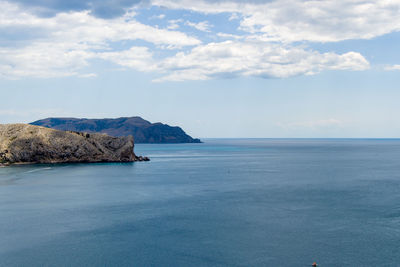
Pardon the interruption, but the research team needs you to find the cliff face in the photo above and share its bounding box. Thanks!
[0,124,136,165]
[30,117,201,144]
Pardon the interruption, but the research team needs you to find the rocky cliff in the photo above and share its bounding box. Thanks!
[0,124,142,165]
[31,117,201,143]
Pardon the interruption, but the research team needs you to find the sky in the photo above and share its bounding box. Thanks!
[1,0,400,138]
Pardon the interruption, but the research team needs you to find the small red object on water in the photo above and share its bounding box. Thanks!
[312,262,317,267]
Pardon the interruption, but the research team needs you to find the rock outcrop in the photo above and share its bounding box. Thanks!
[0,124,141,165]
[31,117,202,144]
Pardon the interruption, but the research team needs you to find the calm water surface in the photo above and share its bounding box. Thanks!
[1,139,400,266]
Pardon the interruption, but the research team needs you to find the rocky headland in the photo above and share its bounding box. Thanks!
[0,124,149,166]
[31,117,201,144]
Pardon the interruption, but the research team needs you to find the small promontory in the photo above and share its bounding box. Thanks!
[0,124,142,165]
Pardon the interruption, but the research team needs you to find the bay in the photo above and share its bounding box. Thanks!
[1,139,400,266]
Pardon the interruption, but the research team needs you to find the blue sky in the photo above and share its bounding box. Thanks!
[1,0,400,138]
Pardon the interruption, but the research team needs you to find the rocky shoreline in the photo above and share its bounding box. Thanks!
[135,155,150,162]
[0,124,149,166]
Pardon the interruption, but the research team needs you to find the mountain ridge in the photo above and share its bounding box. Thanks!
[30,117,201,144]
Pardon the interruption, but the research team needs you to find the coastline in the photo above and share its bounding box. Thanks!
[0,158,149,167]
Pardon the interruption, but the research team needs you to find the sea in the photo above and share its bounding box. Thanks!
[1,139,400,266]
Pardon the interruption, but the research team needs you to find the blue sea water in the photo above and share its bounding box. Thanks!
[1,139,400,266]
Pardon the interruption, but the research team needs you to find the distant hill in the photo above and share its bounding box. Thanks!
[30,117,201,144]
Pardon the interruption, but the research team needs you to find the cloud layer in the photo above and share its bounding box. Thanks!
[2,0,397,81]
[152,0,400,43]
[155,41,369,81]
[0,1,198,78]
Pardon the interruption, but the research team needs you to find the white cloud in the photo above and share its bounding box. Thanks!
[229,13,239,21]
[185,20,212,32]
[216,32,243,39]
[0,1,200,78]
[0,42,92,78]
[0,3,198,47]
[167,19,183,30]
[151,0,400,43]
[78,73,98,78]
[384,65,400,71]
[150,14,166,20]
[98,46,156,71]
[154,41,369,81]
